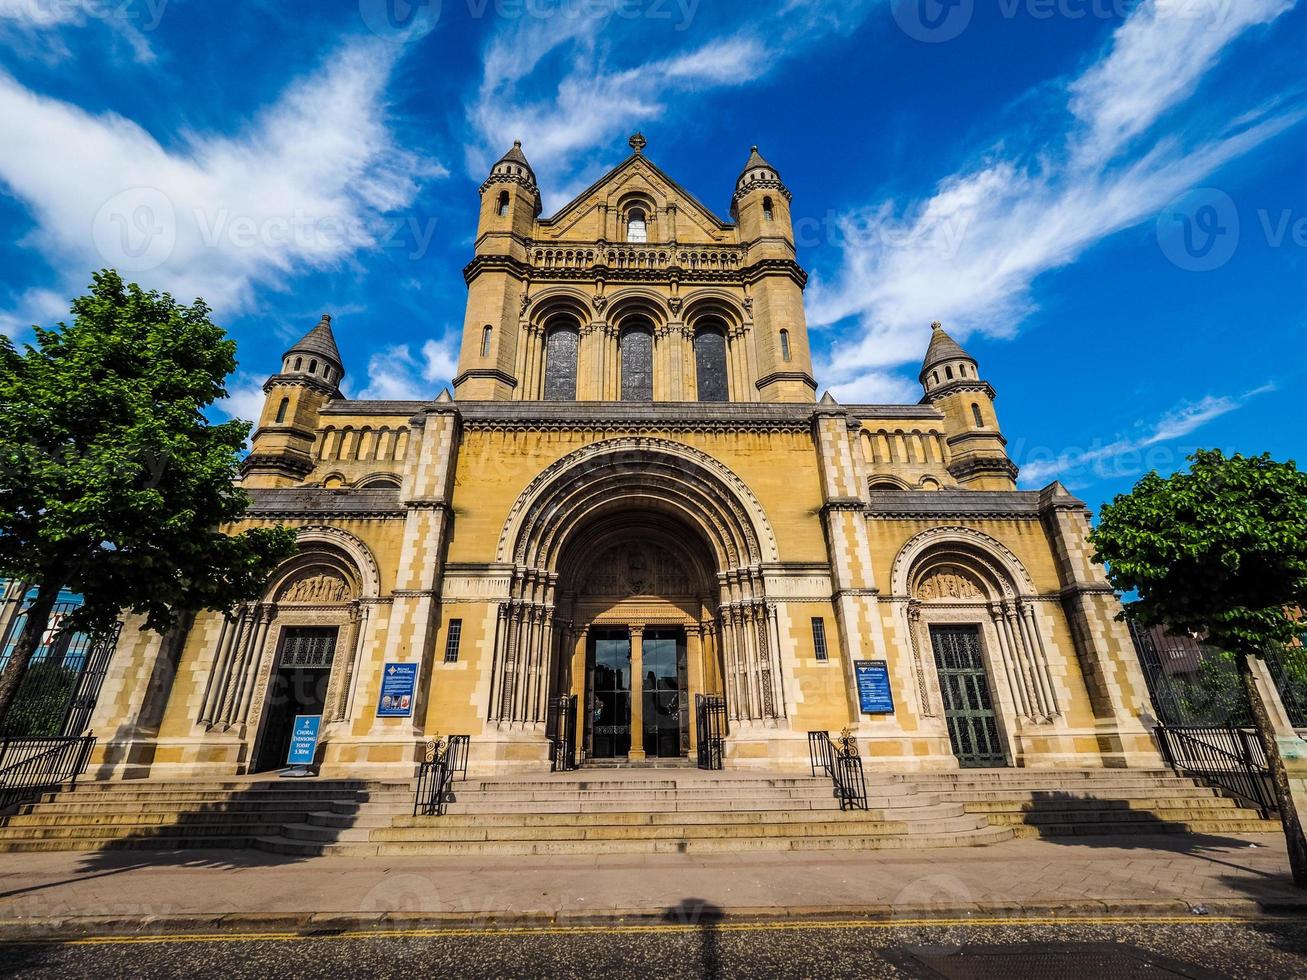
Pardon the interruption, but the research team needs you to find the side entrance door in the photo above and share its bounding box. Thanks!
[929,625,1006,768]
[254,627,337,772]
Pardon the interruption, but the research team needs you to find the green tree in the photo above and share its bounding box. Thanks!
[0,270,298,726]
[1091,449,1307,886]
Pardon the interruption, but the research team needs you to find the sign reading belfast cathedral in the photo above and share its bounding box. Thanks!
[88,134,1159,778]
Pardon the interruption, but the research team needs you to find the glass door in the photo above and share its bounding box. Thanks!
[588,629,631,759]
[642,629,687,758]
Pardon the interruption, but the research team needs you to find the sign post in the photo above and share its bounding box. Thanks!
[376,662,418,718]
[854,660,895,715]
[281,714,321,778]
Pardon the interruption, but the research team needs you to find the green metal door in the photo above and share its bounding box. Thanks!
[930,625,1006,768]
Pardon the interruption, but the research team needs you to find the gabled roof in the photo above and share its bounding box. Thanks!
[539,150,733,230]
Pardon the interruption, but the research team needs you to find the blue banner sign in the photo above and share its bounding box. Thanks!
[855,660,895,714]
[286,714,321,766]
[376,662,417,717]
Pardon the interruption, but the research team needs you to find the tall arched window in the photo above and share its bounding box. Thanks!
[763,196,774,221]
[496,191,509,216]
[309,359,318,374]
[626,207,648,243]
[694,324,729,402]
[779,329,791,362]
[275,397,289,424]
[971,403,984,428]
[481,325,493,357]
[542,318,579,400]
[620,320,654,401]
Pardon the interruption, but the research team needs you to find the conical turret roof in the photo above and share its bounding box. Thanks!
[286,313,343,370]
[919,321,976,381]
[493,140,536,182]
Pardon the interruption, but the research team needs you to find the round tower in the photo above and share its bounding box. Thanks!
[918,321,1017,489]
[476,140,541,255]
[242,314,344,488]
[731,145,794,250]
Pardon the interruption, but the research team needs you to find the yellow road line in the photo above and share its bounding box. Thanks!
[36,914,1258,946]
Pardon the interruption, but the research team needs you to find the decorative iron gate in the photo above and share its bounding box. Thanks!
[0,597,119,738]
[695,694,726,770]
[546,694,577,771]
[930,626,1006,768]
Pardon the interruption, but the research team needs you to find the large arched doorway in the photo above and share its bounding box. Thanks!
[490,438,786,766]
[554,511,721,762]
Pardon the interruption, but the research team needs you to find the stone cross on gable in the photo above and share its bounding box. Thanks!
[629,132,647,154]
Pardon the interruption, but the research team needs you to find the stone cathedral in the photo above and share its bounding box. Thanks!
[89,135,1159,778]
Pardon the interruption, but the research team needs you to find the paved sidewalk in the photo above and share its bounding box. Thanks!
[0,832,1298,939]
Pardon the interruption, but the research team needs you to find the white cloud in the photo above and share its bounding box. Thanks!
[0,37,444,324]
[1068,0,1293,166]
[218,373,269,426]
[0,0,163,63]
[464,1,879,207]
[357,336,460,400]
[809,0,1301,397]
[1015,385,1275,487]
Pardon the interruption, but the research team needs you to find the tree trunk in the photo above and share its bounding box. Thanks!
[1238,649,1307,888]
[0,579,61,731]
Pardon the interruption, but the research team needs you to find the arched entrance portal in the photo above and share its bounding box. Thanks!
[489,438,787,766]
[555,512,723,762]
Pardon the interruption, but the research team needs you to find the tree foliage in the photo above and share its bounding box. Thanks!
[0,270,297,637]
[1090,449,1307,654]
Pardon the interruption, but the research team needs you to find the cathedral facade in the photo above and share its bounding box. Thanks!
[88,136,1160,777]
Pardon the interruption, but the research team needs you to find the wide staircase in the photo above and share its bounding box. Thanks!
[0,768,1280,855]
[890,769,1280,838]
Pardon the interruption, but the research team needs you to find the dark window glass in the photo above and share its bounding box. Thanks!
[972,403,984,427]
[543,322,578,400]
[275,397,289,424]
[444,619,463,663]
[497,191,509,216]
[779,329,791,362]
[695,328,729,402]
[811,618,829,662]
[763,196,774,221]
[620,323,653,401]
[481,325,493,357]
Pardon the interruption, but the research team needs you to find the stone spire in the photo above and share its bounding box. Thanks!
[919,321,977,388]
[488,140,537,188]
[734,145,790,204]
[285,313,343,373]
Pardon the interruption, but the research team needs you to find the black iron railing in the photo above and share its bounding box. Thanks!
[695,694,726,770]
[0,735,95,812]
[808,730,868,811]
[547,695,577,772]
[413,735,470,817]
[1155,724,1274,816]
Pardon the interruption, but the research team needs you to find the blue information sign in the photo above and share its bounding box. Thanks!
[855,660,895,714]
[376,662,418,717]
[286,714,321,766]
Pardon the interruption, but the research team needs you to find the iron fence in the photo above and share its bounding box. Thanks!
[0,596,119,738]
[695,694,726,771]
[0,735,96,812]
[807,730,868,811]
[1155,724,1274,816]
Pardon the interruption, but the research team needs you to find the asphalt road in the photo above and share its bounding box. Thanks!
[3,918,1306,979]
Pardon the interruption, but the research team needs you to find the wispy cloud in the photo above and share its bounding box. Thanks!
[357,336,459,400]
[810,0,1301,396]
[0,0,164,63]
[464,0,879,208]
[0,36,444,325]
[1016,384,1276,487]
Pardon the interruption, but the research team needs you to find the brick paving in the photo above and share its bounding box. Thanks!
[0,831,1297,937]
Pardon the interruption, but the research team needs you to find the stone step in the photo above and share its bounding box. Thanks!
[0,822,293,842]
[28,789,397,806]
[254,825,1014,858]
[1009,820,1281,838]
[1,809,328,829]
[11,800,366,817]
[958,796,1243,813]
[391,806,970,830]
[449,788,839,803]
[983,809,1272,827]
[443,798,847,814]
[931,788,1238,804]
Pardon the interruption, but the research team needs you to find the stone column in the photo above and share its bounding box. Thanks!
[686,626,703,754]
[629,625,645,761]
[571,626,588,761]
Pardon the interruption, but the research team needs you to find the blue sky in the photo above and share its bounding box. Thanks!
[0,0,1303,513]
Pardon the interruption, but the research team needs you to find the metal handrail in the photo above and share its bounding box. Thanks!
[413,735,470,818]
[696,695,726,771]
[547,695,577,772]
[807,730,868,811]
[0,734,95,812]
[1156,724,1274,816]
